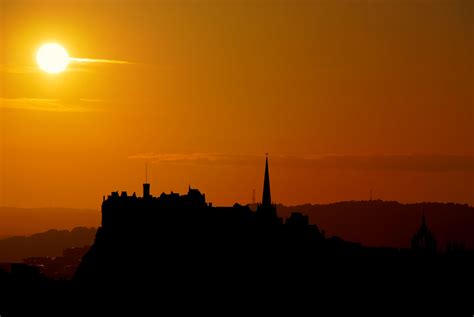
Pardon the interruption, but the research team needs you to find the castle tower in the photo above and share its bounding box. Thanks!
[143,183,150,198]
[262,154,271,207]
[143,163,150,198]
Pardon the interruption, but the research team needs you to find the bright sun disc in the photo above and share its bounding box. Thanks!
[36,43,69,74]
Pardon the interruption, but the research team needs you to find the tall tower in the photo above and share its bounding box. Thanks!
[262,154,271,206]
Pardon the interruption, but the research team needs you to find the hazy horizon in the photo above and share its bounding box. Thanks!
[1,1,473,313]
[2,201,474,251]
[1,1,473,213]
[2,195,473,210]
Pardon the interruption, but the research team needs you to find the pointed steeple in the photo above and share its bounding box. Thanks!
[262,154,271,207]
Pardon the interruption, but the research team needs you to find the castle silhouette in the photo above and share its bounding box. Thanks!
[75,155,330,282]
[1,156,473,316]
[100,155,282,230]
[75,155,451,283]
[68,156,473,315]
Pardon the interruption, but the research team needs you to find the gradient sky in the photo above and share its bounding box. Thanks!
[1,0,473,209]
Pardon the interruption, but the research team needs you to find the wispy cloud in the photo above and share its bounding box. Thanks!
[0,56,133,74]
[79,98,107,103]
[290,154,474,172]
[128,153,474,172]
[0,98,104,112]
[69,57,132,65]
[0,64,116,74]
[128,153,255,166]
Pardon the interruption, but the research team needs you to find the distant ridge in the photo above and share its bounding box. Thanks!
[0,207,99,237]
[274,201,474,249]
[1,201,472,253]
[0,227,96,262]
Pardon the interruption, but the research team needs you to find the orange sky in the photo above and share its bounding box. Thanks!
[1,0,473,209]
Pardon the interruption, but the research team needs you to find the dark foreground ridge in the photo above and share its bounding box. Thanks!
[1,157,473,316]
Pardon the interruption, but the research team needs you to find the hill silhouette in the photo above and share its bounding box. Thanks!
[0,227,96,262]
[1,201,472,249]
[275,201,474,249]
[0,207,99,237]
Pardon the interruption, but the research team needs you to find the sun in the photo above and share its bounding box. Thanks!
[36,43,70,74]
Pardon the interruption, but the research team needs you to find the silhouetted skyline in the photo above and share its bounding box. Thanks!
[1,0,473,211]
[1,155,474,316]
[1,1,473,314]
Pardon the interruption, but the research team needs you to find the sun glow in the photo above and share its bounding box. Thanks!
[36,43,70,74]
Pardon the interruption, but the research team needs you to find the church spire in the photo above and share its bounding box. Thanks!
[262,154,271,207]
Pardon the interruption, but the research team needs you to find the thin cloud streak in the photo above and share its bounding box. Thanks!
[128,153,474,172]
[128,153,260,166]
[0,98,104,112]
[79,98,107,103]
[69,57,132,64]
[0,57,132,74]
